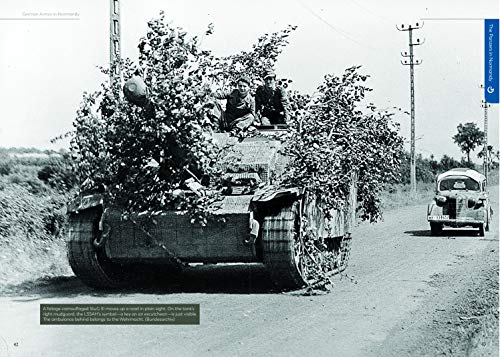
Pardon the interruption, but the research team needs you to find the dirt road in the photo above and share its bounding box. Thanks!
[0,188,498,357]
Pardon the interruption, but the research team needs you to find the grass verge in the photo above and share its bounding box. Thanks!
[0,185,72,291]
[463,265,499,356]
[380,182,435,210]
[0,235,71,288]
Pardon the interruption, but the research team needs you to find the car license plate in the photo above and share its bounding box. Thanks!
[428,215,449,220]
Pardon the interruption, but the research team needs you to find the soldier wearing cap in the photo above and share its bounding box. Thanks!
[214,75,256,131]
[255,69,290,125]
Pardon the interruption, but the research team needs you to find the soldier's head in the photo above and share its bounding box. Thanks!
[263,69,276,90]
[237,75,251,97]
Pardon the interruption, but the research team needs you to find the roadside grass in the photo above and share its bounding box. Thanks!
[468,305,499,357]
[487,167,499,186]
[0,232,71,288]
[380,181,435,210]
[455,265,499,357]
[0,154,74,290]
[0,185,73,289]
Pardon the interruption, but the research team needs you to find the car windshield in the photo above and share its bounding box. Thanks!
[439,176,480,191]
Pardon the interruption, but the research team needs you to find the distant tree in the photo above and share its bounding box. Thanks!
[477,144,498,168]
[429,154,439,175]
[439,154,461,172]
[415,154,435,182]
[459,157,476,169]
[477,144,491,158]
[452,122,484,165]
[494,149,500,169]
[393,151,440,184]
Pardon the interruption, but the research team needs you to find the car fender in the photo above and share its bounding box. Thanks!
[427,201,442,216]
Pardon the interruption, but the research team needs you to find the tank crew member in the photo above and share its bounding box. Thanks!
[255,69,290,125]
[214,75,256,131]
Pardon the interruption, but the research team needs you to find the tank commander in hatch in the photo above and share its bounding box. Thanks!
[213,75,256,132]
[255,69,290,125]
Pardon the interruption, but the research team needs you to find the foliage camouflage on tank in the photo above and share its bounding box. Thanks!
[66,14,402,291]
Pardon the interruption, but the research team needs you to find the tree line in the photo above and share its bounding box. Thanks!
[395,121,498,185]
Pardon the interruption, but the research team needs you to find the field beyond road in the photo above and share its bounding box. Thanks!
[0,187,498,356]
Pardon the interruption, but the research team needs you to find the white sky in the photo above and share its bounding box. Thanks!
[0,0,498,162]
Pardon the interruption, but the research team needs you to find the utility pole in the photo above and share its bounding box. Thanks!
[109,0,121,84]
[481,99,491,182]
[397,22,424,195]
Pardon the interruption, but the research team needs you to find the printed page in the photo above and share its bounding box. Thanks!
[0,1,498,356]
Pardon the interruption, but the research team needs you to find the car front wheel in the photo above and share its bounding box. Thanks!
[430,222,442,236]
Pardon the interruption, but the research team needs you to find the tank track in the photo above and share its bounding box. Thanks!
[67,208,127,288]
[262,203,353,291]
[262,204,308,290]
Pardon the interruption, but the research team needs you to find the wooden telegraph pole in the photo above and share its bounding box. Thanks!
[481,99,491,182]
[109,0,121,84]
[397,22,424,195]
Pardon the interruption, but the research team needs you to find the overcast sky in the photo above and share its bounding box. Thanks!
[0,0,498,162]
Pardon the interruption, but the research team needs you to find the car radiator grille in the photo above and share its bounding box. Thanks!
[443,195,467,219]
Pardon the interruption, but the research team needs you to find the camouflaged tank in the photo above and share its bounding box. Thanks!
[66,77,358,290]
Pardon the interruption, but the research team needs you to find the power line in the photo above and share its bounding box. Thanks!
[296,0,375,50]
[397,21,424,195]
[348,0,393,23]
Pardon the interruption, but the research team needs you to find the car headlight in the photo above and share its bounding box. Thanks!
[468,198,477,208]
[434,195,447,206]
[474,198,485,209]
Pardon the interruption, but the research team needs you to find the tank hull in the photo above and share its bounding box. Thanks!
[66,133,358,290]
[103,197,258,263]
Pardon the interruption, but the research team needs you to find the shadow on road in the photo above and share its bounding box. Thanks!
[0,264,280,299]
[130,263,277,295]
[404,229,483,238]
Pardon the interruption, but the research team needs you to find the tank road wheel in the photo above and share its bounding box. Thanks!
[261,203,307,290]
[430,222,442,236]
[67,208,129,289]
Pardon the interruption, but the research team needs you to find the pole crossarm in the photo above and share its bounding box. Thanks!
[410,37,426,46]
[401,59,423,65]
[396,21,424,31]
